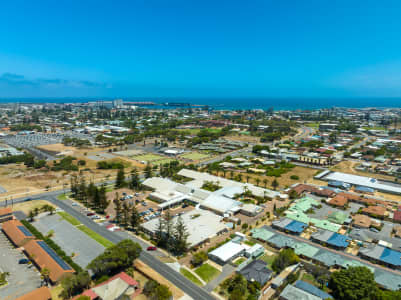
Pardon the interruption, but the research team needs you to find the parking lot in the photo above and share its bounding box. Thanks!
[0,232,41,300]
[33,213,105,268]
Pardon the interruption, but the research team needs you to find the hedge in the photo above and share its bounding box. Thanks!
[21,220,82,272]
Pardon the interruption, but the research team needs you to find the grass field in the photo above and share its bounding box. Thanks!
[177,128,221,135]
[156,158,178,165]
[180,268,203,286]
[57,211,81,226]
[306,122,319,128]
[133,153,166,162]
[195,263,221,283]
[180,152,211,161]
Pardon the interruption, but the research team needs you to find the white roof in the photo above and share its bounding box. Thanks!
[324,172,401,194]
[201,195,242,214]
[209,241,246,262]
[142,177,178,191]
[141,209,227,247]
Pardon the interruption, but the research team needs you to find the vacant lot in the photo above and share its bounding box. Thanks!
[11,200,55,215]
[180,152,211,161]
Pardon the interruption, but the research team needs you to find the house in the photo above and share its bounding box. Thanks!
[361,206,388,219]
[393,210,401,224]
[75,272,140,300]
[280,284,322,300]
[272,218,308,235]
[2,219,35,247]
[0,207,13,223]
[310,229,350,250]
[244,244,265,258]
[352,214,373,228]
[16,287,51,300]
[328,194,348,208]
[294,280,332,299]
[238,259,273,286]
[208,241,246,265]
[359,245,401,269]
[24,240,74,283]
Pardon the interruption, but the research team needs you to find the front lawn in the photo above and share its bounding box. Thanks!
[260,254,277,269]
[234,257,247,266]
[195,263,221,283]
[180,268,203,286]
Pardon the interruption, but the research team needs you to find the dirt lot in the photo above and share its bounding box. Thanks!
[331,160,396,181]
[105,188,153,218]
[10,199,55,215]
[225,134,260,143]
[216,166,317,190]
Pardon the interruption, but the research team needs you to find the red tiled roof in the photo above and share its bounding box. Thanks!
[16,287,51,300]
[394,210,401,222]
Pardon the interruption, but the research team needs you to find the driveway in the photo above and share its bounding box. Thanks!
[0,232,41,300]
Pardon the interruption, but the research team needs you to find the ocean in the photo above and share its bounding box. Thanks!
[0,97,401,111]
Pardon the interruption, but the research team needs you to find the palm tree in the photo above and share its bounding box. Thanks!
[238,174,243,182]
[256,178,260,186]
[263,178,268,188]
[246,175,250,183]
[40,267,50,285]
[230,171,234,179]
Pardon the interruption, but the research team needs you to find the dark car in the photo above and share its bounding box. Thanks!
[147,246,157,251]
[19,258,29,264]
[86,212,95,216]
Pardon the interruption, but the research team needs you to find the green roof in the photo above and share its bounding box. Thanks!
[289,196,319,213]
[327,211,348,224]
[342,260,375,273]
[251,227,276,242]
[293,242,320,258]
[310,218,341,232]
[286,211,310,224]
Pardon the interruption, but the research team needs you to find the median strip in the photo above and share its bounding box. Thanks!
[57,211,114,248]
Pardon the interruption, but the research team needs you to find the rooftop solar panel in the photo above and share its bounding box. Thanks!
[37,241,72,270]
[17,225,33,236]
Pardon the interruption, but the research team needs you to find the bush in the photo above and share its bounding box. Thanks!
[191,251,208,267]
[290,175,299,180]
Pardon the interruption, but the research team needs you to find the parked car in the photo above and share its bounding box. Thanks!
[370,228,379,233]
[87,212,95,216]
[147,246,157,251]
[19,258,29,264]
[182,203,188,208]
[71,203,78,206]
[149,208,154,212]
[142,202,147,206]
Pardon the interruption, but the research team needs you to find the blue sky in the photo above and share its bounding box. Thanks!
[1,0,401,98]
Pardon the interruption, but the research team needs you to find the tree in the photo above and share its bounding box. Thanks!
[40,267,50,285]
[246,175,250,183]
[130,205,141,231]
[144,163,153,178]
[122,202,131,227]
[114,193,122,224]
[255,178,260,186]
[263,178,268,188]
[271,248,299,273]
[60,271,91,299]
[87,239,141,278]
[130,168,141,190]
[289,189,298,199]
[115,167,126,188]
[271,178,279,190]
[329,267,378,300]
[143,280,172,300]
[191,251,208,267]
[173,215,189,254]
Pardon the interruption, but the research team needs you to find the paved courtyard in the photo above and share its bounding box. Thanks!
[33,213,105,268]
[0,232,41,300]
